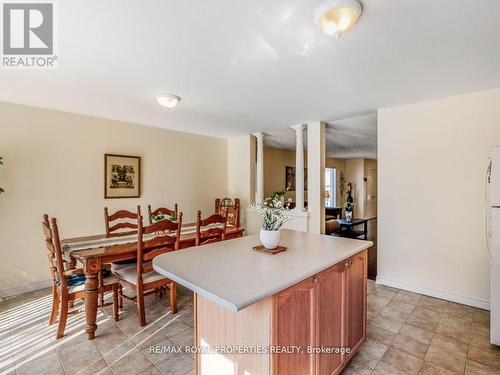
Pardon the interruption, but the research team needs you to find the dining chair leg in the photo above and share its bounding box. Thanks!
[136,287,147,326]
[49,286,59,326]
[112,285,119,321]
[56,293,69,339]
[169,282,177,314]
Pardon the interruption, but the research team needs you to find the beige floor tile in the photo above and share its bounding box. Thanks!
[468,344,500,370]
[368,293,393,309]
[367,323,397,346]
[388,300,417,314]
[109,347,157,375]
[55,339,103,375]
[472,309,491,326]
[370,286,398,300]
[160,317,192,338]
[380,305,411,322]
[393,290,422,305]
[352,338,389,370]
[466,360,500,375]
[399,323,434,345]
[424,334,467,373]
[169,327,194,348]
[443,302,476,321]
[140,332,177,364]
[381,347,423,375]
[418,361,462,374]
[156,351,193,375]
[370,314,405,334]
[372,361,408,375]
[418,296,450,313]
[435,315,473,344]
[392,333,429,359]
[470,323,493,348]
[342,356,374,375]
[406,307,442,331]
[16,347,64,375]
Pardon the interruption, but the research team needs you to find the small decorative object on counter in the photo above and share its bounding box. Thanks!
[251,195,290,250]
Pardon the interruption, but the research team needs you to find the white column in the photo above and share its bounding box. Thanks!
[292,125,305,211]
[253,132,264,203]
[307,122,326,234]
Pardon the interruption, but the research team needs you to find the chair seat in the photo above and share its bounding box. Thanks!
[113,263,169,285]
[111,260,136,272]
[68,273,120,294]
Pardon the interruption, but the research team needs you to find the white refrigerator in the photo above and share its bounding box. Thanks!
[488,147,500,345]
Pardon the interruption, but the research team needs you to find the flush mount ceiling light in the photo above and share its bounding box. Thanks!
[156,94,181,109]
[314,0,363,38]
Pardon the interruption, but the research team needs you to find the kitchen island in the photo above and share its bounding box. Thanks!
[153,229,372,375]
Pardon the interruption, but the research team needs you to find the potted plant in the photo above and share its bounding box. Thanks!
[252,195,290,249]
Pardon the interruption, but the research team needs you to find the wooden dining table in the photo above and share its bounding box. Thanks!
[62,225,244,340]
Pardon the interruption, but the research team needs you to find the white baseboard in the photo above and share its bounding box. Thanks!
[376,276,490,311]
[0,279,52,300]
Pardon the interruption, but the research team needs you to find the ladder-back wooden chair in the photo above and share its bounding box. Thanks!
[104,205,141,237]
[147,203,178,225]
[195,209,228,246]
[42,215,121,339]
[215,198,240,227]
[105,206,141,272]
[112,213,182,326]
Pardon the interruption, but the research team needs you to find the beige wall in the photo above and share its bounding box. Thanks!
[345,159,365,218]
[227,135,256,229]
[263,146,347,207]
[378,87,500,308]
[0,102,228,295]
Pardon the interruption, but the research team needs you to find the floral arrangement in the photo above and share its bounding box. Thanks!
[344,201,355,212]
[251,195,290,231]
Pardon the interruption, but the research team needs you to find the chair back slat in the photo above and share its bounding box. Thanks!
[108,222,138,234]
[142,246,174,262]
[136,213,182,283]
[105,206,141,237]
[147,204,178,225]
[143,218,181,235]
[196,210,228,246]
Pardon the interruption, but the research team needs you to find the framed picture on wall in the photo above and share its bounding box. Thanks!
[285,166,308,191]
[104,154,141,198]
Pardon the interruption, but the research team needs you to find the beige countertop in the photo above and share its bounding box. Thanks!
[153,229,372,312]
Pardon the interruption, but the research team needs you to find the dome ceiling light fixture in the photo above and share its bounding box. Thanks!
[314,0,363,38]
[156,94,181,109]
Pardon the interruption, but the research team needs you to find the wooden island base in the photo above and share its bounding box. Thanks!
[194,249,367,375]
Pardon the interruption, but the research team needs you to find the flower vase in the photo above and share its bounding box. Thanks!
[260,229,281,250]
[345,211,353,222]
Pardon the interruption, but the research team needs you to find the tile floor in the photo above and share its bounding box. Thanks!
[1,281,499,374]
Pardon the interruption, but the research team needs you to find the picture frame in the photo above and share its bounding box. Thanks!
[285,166,308,191]
[104,154,141,198]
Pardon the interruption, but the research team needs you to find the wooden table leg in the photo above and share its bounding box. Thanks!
[84,260,100,340]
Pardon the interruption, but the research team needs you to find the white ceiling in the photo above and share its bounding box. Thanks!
[1,0,500,139]
[264,113,377,159]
